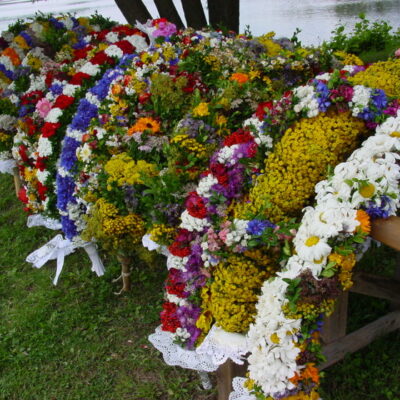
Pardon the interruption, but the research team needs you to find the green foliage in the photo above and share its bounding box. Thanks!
[326,14,400,56]
[5,19,27,35]
[88,12,117,30]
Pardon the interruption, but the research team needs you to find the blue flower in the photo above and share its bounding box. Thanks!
[247,219,276,235]
[364,195,392,219]
[69,99,98,131]
[59,136,80,171]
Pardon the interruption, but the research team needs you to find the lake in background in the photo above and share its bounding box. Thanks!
[0,0,399,45]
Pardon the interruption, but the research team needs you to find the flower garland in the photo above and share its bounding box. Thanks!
[153,66,400,391]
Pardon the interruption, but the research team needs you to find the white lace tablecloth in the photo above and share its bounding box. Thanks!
[229,377,256,400]
[0,159,16,174]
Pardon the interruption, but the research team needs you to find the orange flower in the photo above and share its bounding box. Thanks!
[302,363,320,384]
[230,72,249,85]
[111,84,123,96]
[127,117,160,135]
[355,209,371,234]
[3,47,21,66]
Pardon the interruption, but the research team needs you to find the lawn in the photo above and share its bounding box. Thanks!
[0,172,399,400]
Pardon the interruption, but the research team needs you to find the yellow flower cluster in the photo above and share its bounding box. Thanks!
[257,33,282,57]
[328,252,357,290]
[170,134,208,158]
[83,198,145,251]
[236,111,368,222]
[282,298,336,320]
[149,224,175,245]
[349,58,400,98]
[207,255,270,333]
[204,54,222,71]
[192,102,210,117]
[243,249,278,275]
[104,153,157,187]
[334,51,364,66]
[0,131,10,142]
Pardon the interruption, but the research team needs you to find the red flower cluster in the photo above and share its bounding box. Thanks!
[91,51,115,66]
[70,72,91,85]
[255,101,273,121]
[166,268,187,298]
[210,162,228,185]
[20,90,44,105]
[223,129,254,147]
[41,122,61,138]
[168,228,194,257]
[185,191,207,219]
[160,302,181,333]
[18,187,29,204]
[54,94,75,109]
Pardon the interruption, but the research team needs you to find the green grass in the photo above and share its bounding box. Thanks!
[0,172,399,399]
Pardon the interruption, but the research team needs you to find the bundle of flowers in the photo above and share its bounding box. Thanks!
[10,23,148,217]
[151,65,400,398]
[0,15,101,162]
[58,21,337,256]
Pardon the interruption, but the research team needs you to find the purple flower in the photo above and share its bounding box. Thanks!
[364,195,392,219]
[152,22,177,38]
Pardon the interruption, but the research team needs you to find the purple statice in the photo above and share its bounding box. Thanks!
[56,174,77,212]
[61,215,78,240]
[364,195,392,219]
[13,66,31,79]
[153,22,177,39]
[18,105,33,117]
[72,39,88,50]
[176,304,202,349]
[177,116,215,139]
[384,99,400,116]
[69,99,98,131]
[0,64,14,80]
[59,136,80,171]
[123,185,138,211]
[247,219,276,235]
[314,79,331,112]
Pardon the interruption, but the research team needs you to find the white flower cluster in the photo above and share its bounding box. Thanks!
[243,117,273,148]
[197,175,219,198]
[242,109,400,399]
[350,85,372,117]
[180,209,210,232]
[216,144,239,165]
[293,85,319,118]
[224,219,250,247]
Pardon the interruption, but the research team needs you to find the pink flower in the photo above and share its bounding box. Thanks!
[152,21,177,38]
[395,48,400,58]
[36,98,52,118]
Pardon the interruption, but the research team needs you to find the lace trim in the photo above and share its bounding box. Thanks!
[0,159,16,174]
[229,377,256,400]
[196,324,249,366]
[148,326,219,372]
[27,214,62,230]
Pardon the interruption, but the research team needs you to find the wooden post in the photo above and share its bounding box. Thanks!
[370,216,400,251]
[216,360,247,400]
[114,255,131,294]
[321,290,348,345]
[13,167,21,197]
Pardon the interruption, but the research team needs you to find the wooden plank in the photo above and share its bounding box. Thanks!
[370,216,400,251]
[350,271,400,303]
[321,290,348,345]
[13,167,21,197]
[320,310,400,369]
[217,360,247,400]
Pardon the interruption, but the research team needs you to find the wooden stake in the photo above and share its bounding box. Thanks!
[13,167,21,198]
[114,255,131,294]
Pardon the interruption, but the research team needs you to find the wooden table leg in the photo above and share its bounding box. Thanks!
[217,360,248,400]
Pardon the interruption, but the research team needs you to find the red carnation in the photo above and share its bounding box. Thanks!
[160,302,181,333]
[18,145,29,163]
[223,129,254,147]
[37,181,47,201]
[185,191,207,219]
[138,92,151,104]
[42,122,61,138]
[73,46,92,61]
[70,72,91,85]
[54,94,75,109]
[25,117,37,136]
[168,241,191,258]
[35,157,47,171]
[91,51,115,66]
[18,187,29,204]
[210,163,228,185]
[115,40,134,54]
[255,101,273,121]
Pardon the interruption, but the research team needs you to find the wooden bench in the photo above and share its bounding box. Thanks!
[216,216,400,400]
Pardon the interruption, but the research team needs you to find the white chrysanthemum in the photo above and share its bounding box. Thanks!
[0,114,17,130]
[294,231,331,263]
[37,137,52,157]
[45,107,63,123]
[197,175,218,198]
[180,210,210,232]
[76,143,92,163]
[105,44,124,59]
